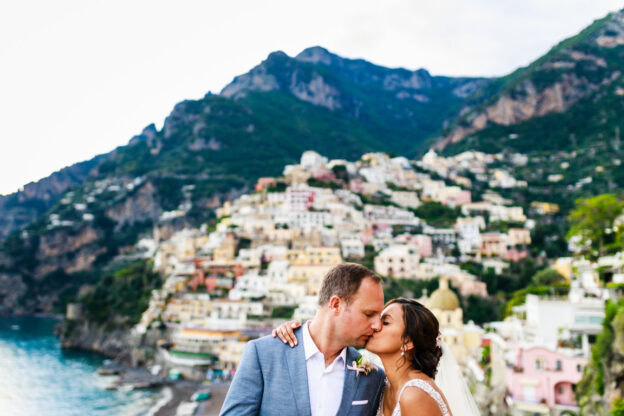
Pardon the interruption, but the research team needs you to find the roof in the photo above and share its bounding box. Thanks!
[429,278,460,311]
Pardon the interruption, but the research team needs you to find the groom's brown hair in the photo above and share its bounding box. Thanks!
[318,262,381,306]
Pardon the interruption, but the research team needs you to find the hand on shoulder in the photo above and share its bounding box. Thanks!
[272,320,301,347]
[399,386,443,416]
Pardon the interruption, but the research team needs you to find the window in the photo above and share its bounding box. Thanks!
[558,386,563,394]
[577,364,582,373]
[556,360,562,371]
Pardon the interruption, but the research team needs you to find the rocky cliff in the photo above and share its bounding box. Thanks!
[436,9,624,150]
[577,298,624,414]
[0,158,100,240]
[58,318,168,367]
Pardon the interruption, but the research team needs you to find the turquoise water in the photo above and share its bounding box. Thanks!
[0,317,161,416]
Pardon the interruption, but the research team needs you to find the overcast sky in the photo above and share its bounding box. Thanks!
[1,0,622,195]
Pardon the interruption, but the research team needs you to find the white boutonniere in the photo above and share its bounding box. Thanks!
[347,354,376,376]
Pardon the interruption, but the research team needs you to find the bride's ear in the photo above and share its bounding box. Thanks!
[404,339,414,352]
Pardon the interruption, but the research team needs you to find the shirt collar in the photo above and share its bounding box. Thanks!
[302,321,347,366]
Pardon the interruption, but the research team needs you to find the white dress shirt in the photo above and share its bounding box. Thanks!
[302,321,347,416]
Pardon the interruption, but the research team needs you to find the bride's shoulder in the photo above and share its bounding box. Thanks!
[399,385,441,415]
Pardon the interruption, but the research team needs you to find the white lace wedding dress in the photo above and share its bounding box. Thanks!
[377,379,451,416]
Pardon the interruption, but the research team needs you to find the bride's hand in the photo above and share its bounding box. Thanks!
[272,320,301,347]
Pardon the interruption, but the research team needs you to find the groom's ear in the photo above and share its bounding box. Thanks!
[328,295,342,313]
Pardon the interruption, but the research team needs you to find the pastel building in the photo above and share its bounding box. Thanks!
[506,346,586,415]
[374,244,420,279]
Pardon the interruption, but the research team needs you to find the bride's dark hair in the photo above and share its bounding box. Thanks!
[386,298,443,378]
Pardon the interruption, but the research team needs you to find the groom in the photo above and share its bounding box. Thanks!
[220,263,386,416]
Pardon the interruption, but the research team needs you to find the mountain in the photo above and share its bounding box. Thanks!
[0,47,487,243]
[437,9,624,153]
[0,47,488,314]
[2,8,624,315]
[0,158,100,240]
[433,9,624,213]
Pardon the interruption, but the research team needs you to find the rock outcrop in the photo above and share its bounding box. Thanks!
[436,9,624,150]
[58,319,168,367]
[0,158,99,241]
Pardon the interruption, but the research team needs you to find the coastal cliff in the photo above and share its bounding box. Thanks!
[58,318,167,367]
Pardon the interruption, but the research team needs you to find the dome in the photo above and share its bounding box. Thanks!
[429,278,460,311]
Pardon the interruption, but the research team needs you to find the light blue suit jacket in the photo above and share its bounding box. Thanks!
[220,327,385,416]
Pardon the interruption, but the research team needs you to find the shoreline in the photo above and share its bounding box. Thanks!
[147,386,173,416]
[5,312,232,414]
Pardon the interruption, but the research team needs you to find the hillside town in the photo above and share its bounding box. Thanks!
[62,149,623,415]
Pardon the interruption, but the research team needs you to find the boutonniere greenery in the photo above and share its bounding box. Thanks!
[347,354,376,376]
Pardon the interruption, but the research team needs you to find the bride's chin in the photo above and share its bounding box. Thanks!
[365,342,379,354]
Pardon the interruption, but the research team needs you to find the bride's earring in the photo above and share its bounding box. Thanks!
[401,346,405,356]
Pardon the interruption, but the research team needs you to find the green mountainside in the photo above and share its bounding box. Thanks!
[438,9,624,210]
[439,9,624,151]
[0,47,486,242]
[0,47,487,315]
[1,8,624,321]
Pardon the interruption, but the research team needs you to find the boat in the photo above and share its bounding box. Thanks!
[191,389,212,401]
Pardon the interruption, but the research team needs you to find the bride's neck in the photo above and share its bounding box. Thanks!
[379,354,422,392]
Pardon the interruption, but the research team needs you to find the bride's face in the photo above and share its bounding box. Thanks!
[365,303,405,355]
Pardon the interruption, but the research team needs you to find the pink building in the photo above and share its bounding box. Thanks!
[286,187,315,211]
[480,233,508,258]
[254,177,276,192]
[451,278,488,297]
[349,179,365,194]
[506,248,529,262]
[448,190,472,206]
[506,346,586,408]
[311,167,336,181]
[395,234,433,257]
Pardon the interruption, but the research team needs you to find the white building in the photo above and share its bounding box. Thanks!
[294,296,320,322]
[301,150,328,170]
[229,272,268,300]
[374,244,420,279]
[340,237,365,259]
[517,289,605,353]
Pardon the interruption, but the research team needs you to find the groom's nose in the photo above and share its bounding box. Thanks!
[371,316,382,332]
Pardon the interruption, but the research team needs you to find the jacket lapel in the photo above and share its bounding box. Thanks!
[336,347,362,415]
[285,328,312,416]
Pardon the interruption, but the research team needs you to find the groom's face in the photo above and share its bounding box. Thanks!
[338,277,384,348]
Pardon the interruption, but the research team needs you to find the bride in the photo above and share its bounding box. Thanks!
[274,298,479,415]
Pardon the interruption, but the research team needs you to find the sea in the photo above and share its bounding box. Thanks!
[0,316,163,416]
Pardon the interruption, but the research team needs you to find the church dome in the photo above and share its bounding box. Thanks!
[429,278,460,311]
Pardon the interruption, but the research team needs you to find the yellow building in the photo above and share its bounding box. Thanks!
[284,165,312,185]
[287,264,334,296]
[213,234,237,262]
[530,201,560,215]
[421,278,483,364]
[554,257,573,281]
[291,231,322,250]
[287,246,342,266]
[508,228,532,246]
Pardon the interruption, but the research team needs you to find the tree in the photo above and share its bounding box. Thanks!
[567,194,624,259]
[532,268,565,286]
